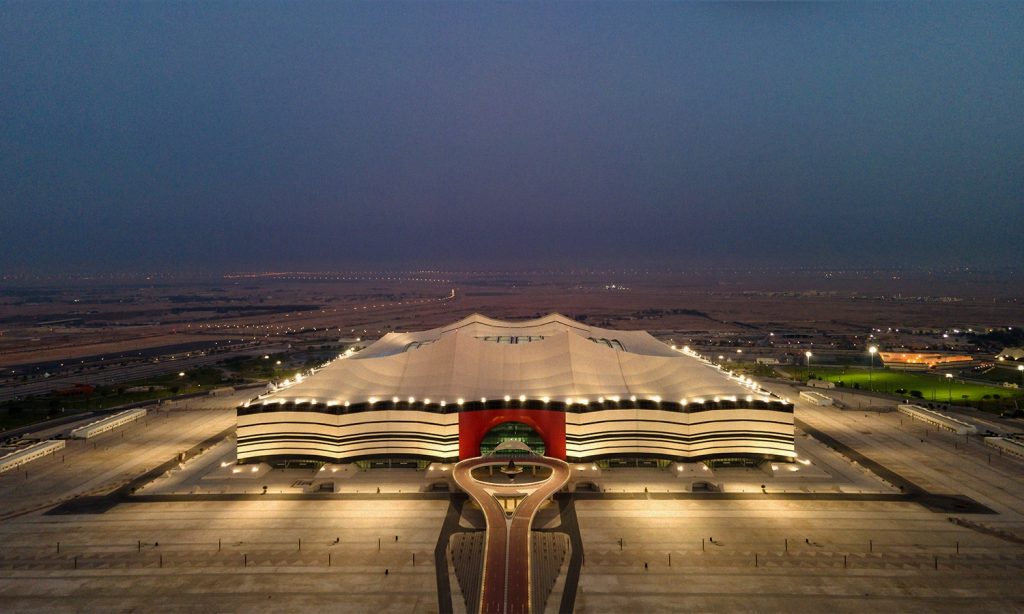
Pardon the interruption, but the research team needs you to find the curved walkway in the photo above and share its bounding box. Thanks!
[452,456,570,614]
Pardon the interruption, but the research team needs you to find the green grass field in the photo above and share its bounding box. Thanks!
[811,367,1022,403]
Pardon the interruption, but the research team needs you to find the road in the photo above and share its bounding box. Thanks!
[453,455,570,614]
[0,345,281,403]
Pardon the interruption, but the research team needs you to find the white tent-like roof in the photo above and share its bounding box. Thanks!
[253,314,768,406]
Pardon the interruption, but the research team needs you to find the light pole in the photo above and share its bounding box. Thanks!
[868,346,878,391]
[805,351,812,381]
[945,373,953,403]
[1018,365,1023,388]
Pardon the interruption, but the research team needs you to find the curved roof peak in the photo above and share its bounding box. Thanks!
[443,312,580,330]
[355,312,682,361]
[438,312,588,336]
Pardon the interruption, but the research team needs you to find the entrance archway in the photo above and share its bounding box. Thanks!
[458,409,566,460]
[480,421,545,456]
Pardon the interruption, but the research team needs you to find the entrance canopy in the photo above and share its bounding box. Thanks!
[490,439,537,456]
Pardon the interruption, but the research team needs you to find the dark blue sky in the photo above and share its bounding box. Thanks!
[2,2,1022,272]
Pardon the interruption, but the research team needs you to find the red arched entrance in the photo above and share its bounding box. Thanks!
[458,409,566,460]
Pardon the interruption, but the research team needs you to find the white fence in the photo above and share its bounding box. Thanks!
[897,404,977,435]
[0,439,66,473]
[806,379,835,389]
[984,437,1024,460]
[799,390,833,406]
[69,407,147,439]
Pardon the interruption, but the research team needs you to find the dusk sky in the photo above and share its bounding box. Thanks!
[2,2,1022,273]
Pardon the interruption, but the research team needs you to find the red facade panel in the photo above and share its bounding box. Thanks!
[458,409,567,460]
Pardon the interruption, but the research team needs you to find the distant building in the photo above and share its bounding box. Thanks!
[878,352,974,371]
[756,357,780,365]
[237,314,795,465]
[997,347,1024,361]
[56,383,95,396]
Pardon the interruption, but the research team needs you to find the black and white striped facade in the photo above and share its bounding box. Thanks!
[236,314,795,463]
[564,405,794,460]
[238,406,461,462]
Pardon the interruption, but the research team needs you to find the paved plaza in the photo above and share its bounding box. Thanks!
[0,386,1022,612]
[0,399,242,520]
[574,497,1023,613]
[0,499,446,612]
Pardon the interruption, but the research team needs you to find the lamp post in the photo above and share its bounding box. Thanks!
[945,373,953,403]
[805,351,812,381]
[1018,365,1023,388]
[868,346,878,391]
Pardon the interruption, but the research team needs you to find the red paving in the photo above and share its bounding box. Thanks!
[452,456,570,614]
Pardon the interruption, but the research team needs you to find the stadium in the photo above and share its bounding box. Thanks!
[236,314,795,464]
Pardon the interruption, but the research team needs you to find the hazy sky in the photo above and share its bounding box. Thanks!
[2,2,1022,272]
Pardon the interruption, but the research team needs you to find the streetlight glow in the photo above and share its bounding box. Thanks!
[868,346,878,391]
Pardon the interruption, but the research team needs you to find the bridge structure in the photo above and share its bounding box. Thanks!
[451,442,570,614]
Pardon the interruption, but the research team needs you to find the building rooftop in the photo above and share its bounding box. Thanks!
[251,313,770,407]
